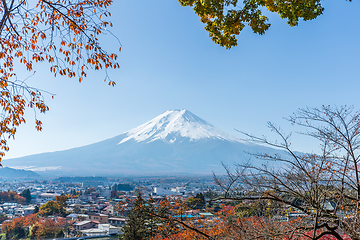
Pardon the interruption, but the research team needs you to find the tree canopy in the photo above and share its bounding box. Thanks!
[1,214,67,240]
[0,190,25,204]
[38,200,67,217]
[178,0,326,49]
[120,193,160,240]
[19,188,31,204]
[0,0,120,162]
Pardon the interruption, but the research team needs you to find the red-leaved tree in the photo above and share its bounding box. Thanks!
[0,0,120,162]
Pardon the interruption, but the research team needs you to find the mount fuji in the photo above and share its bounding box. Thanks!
[3,110,277,176]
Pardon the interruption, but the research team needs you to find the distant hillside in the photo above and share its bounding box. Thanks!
[0,167,40,178]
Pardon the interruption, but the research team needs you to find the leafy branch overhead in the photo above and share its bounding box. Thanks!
[179,0,324,49]
[0,0,120,162]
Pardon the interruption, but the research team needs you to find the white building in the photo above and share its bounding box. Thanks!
[66,198,81,205]
[108,217,127,227]
[153,187,175,196]
[98,224,121,235]
[36,193,61,204]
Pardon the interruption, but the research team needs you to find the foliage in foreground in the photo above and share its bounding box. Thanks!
[178,0,348,49]
[1,214,68,240]
[121,195,352,240]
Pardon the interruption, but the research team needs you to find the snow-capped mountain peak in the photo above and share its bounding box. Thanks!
[118,109,240,144]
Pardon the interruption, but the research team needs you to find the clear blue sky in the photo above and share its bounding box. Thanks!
[4,0,360,160]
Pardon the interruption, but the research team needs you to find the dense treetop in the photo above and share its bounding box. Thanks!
[179,0,326,49]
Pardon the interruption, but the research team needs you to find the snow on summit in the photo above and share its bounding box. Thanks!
[119,109,241,144]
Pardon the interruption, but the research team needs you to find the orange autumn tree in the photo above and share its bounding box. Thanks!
[144,196,226,240]
[151,202,287,240]
[0,190,25,203]
[1,214,70,239]
[151,201,351,240]
[1,214,39,239]
[30,217,68,239]
[0,0,120,163]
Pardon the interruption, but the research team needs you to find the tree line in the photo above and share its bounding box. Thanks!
[0,189,31,204]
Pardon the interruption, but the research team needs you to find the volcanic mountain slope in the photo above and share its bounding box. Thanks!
[3,110,279,176]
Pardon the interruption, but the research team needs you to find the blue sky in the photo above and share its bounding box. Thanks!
[4,0,360,159]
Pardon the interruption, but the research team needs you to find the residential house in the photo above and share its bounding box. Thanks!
[23,207,35,216]
[98,224,121,235]
[88,213,108,224]
[74,220,99,231]
[108,217,127,227]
